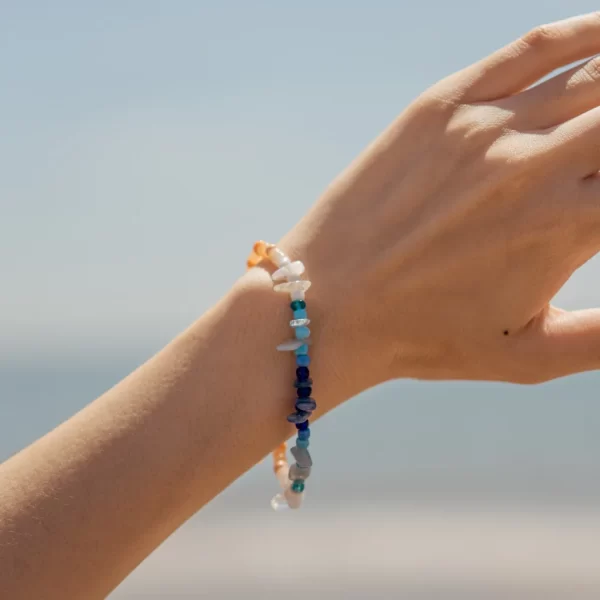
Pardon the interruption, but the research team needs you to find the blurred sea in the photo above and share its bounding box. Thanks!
[2,357,600,599]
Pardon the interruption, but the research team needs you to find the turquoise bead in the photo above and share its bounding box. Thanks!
[296,354,311,366]
[294,344,309,355]
[297,438,310,449]
[293,309,307,320]
[291,480,305,493]
[295,326,310,340]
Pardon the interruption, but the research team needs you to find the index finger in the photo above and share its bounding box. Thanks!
[454,12,600,103]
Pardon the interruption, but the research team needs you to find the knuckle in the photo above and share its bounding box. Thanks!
[416,86,461,117]
[521,24,559,49]
[485,132,530,171]
[445,104,505,145]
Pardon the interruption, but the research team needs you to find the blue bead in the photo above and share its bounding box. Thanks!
[293,309,308,320]
[294,344,309,356]
[294,378,313,388]
[296,398,317,412]
[287,410,310,424]
[296,354,311,367]
[297,438,310,449]
[297,387,312,398]
[296,420,309,430]
[298,428,311,440]
[295,326,310,340]
[296,366,310,380]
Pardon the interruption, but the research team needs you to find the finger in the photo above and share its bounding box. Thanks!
[457,12,600,102]
[545,105,600,177]
[529,308,600,381]
[503,56,600,130]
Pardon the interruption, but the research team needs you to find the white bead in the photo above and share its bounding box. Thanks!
[276,338,312,351]
[273,280,311,294]
[267,247,291,268]
[270,493,289,511]
[271,268,288,282]
[290,289,305,302]
[288,260,305,276]
[290,318,310,327]
[271,261,305,282]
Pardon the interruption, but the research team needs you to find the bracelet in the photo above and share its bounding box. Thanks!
[247,241,314,511]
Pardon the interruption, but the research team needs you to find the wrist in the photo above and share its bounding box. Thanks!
[229,261,346,417]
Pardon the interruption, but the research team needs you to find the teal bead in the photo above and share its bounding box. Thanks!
[296,355,311,366]
[295,326,310,340]
[297,438,310,449]
[294,344,309,355]
[291,480,305,493]
[293,309,307,320]
[290,300,306,311]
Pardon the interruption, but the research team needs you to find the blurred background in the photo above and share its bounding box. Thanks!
[2,1,600,598]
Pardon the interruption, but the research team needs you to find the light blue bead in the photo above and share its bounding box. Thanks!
[298,428,311,440]
[293,309,307,320]
[294,344,309,355]
[295,326,310,340]
[296,354,311,366]
[296,438,310,449]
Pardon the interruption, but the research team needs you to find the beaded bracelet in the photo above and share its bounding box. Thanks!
[247,241,314,511]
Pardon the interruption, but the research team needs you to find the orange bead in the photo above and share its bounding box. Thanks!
[273,460,287,474]
[253,240,267,256]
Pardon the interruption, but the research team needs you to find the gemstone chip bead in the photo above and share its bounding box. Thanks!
[274,280,312,294]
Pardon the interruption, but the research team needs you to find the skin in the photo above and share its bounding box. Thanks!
[2,11,600,598]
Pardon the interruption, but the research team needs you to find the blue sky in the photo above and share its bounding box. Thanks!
[2,0,600,359]
[4,7,600,596]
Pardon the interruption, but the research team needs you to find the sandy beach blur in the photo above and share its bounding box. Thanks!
[112,502,600,599]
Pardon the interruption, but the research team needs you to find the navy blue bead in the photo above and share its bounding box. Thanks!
[296,420,310,430]
[297,387,312,398]
[294,378,313,388]
[296,366,310,380]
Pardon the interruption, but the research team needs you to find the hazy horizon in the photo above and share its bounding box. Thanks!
[3,1,600,598]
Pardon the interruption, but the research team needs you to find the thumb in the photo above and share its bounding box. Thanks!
[531,307,600,381]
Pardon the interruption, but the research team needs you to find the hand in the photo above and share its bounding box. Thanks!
[282,12,600,395]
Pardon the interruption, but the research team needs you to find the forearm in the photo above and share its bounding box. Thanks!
[0,267,340,599]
